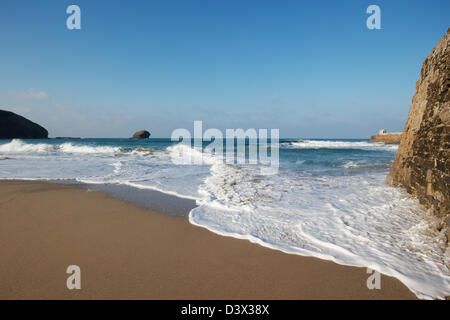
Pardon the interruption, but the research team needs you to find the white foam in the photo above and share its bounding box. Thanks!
[190,161,450,299]
[166,143,218,165]
[282,140,399,152]
[0,139,54,153]
[0,139,120,155]
[58,142,119,154]
[341,160,361,168]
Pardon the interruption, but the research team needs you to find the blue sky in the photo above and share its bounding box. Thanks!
[0,0,449,138]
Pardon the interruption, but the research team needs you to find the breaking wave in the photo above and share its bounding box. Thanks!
[281,139,399,152]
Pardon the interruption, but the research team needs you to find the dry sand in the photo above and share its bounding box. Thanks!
[0,180,417,299]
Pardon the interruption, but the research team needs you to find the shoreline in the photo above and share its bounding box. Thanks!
[0,179,417,299]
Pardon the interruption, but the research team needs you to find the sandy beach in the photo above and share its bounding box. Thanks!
[0,180,417,299]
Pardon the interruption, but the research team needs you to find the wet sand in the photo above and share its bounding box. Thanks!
[0,180,417,299]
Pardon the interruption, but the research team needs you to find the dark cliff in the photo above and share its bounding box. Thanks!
[0,110,48,139]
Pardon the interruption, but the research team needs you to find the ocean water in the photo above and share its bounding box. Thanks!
[0,138,448,299]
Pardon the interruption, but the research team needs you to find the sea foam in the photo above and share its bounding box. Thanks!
[282,139,399,151]
[0,139,120,155]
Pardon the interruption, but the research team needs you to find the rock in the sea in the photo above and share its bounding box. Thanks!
[132,130,151,139]
[369,131,402,144]
[0,110,48,139]
[387,29,449,241]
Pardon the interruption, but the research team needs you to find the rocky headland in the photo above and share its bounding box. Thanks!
[387,29,450,243]
[370,129,403,144]
[0,110,48,139]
